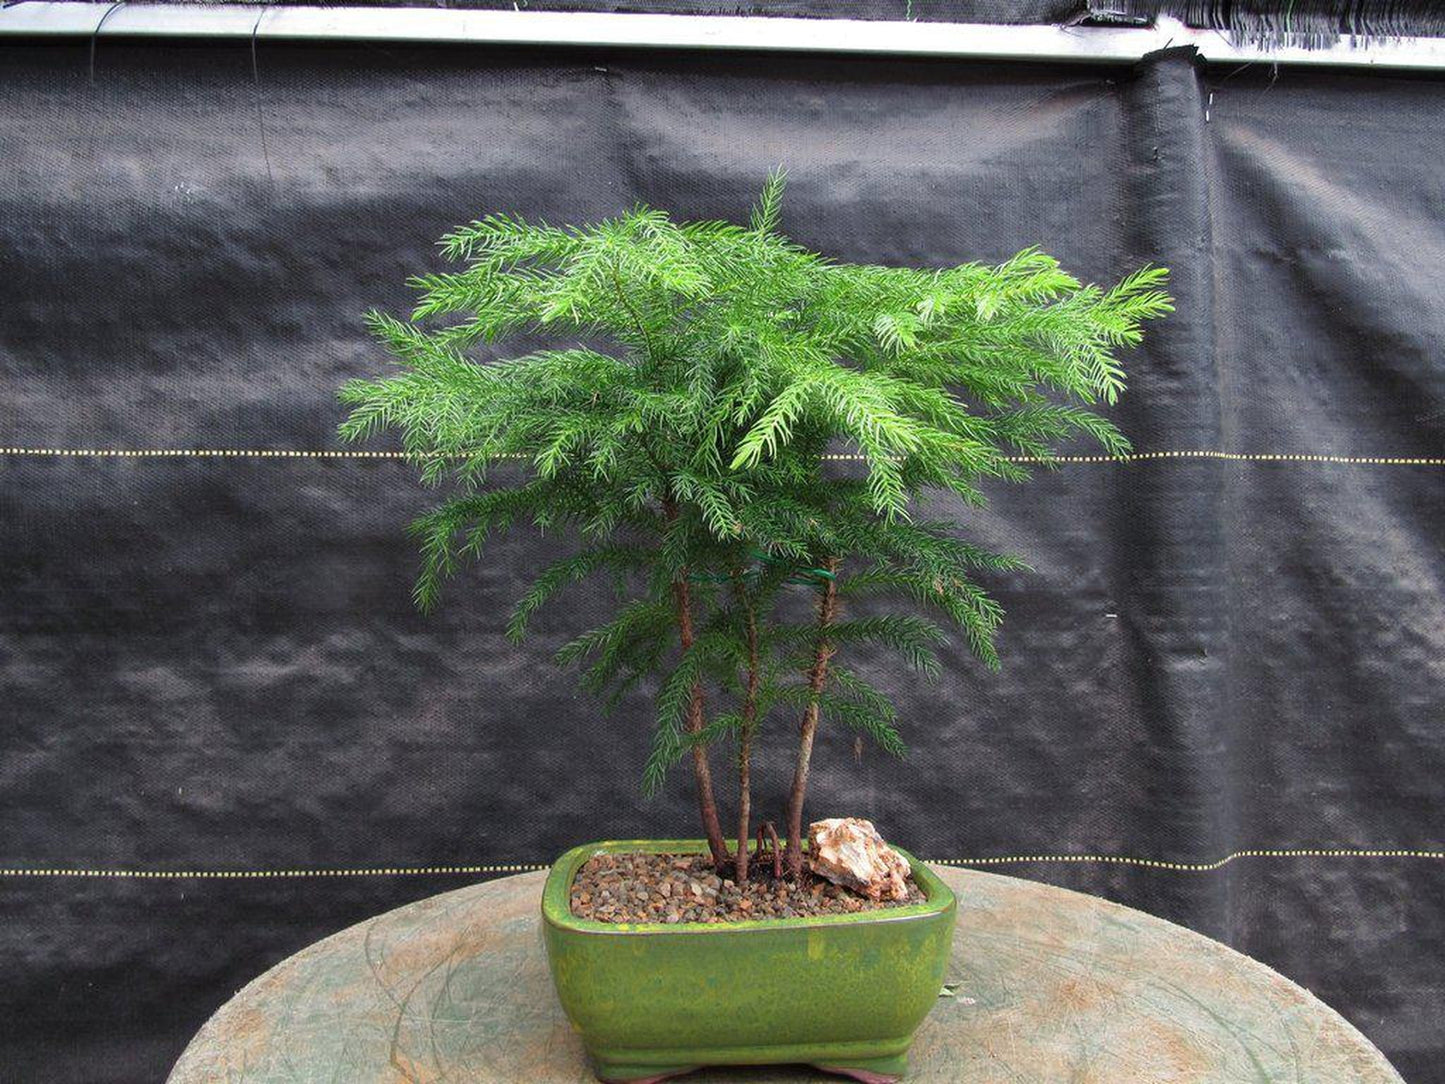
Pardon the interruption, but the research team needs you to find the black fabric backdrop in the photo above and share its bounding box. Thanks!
[2,34,1444,1084]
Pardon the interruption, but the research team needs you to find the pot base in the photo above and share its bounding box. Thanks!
[594,1066,695,1084]
[593,1050,907,1084]
[816,1054,908,1083]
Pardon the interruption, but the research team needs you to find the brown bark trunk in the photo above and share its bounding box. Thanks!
[735,729,751,884]
[758,821,783,881]
[732,572,760,884]
[673,575,731,872]
[784,559,840,879]
[662,497,729,872]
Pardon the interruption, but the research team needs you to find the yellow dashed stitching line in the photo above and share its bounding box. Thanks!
[3,849,1441,879]
[0,864,551,879]
[3,448,1445,466]
[0,448,419,459]
[931,848,1445,872]
[1007,451,1445,466]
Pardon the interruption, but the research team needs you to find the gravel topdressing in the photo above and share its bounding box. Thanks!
[568,850,925,924]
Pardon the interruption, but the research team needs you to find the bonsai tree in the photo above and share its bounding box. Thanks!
[339,172,1171,884]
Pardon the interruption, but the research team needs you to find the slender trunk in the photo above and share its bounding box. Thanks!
[784,558,841,879]
[732,571,760,884]
[758,821,783,881]
[673,575,730,871]
[735,729,752,883]
[663,498,730,871]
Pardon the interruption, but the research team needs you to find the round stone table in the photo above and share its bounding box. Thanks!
[169,866,1403,1083]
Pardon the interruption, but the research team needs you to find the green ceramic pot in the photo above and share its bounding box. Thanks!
[541,839,957,1084]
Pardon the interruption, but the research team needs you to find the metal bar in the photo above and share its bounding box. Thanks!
[1,2,1443,71]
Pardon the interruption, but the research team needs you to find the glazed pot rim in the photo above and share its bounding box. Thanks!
[541,838,956,936]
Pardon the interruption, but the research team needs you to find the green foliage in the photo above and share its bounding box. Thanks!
[340,172,1170,799]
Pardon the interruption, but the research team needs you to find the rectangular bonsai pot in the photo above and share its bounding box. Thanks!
[541,839,957,1084]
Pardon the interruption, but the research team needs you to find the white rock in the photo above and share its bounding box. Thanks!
[808,817,912,902]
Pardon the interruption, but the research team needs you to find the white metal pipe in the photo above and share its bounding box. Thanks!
[1,2,1442,71]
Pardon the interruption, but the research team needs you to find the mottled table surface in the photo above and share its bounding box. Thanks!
[169,865,1402,1083]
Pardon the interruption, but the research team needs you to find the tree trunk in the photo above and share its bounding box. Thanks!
[784,558,840,879]
[661,497,730,872]
[735,728,752,884]
[732,571,760,884]
[673,577,730,871]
